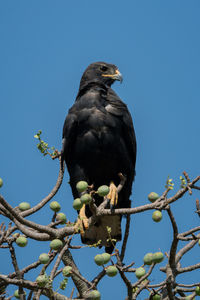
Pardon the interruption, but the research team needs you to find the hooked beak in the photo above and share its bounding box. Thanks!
[112,69,123,83]
[102,69,123,83]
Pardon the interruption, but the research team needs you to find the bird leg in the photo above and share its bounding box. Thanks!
[107,181,118,208]
[74,204,89,235]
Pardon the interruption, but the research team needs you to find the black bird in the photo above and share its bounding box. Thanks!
[62,62,136,252]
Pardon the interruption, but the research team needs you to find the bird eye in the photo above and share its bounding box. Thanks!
[100,65,108,72]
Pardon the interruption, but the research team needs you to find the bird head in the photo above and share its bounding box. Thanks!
[79,62,123,88]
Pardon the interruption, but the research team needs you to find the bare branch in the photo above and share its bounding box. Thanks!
[50,239,71,280]
[196,199,200,218]
[0,195,56,236]
[178,262,200,274]
[62,249,89,298]
[22,157,65,217]
[178,226,200,238]
[91,269,106,288]
[176,233,200,263]
[118,268,133,300]
[8,242,21,278]
[167,207,178,271]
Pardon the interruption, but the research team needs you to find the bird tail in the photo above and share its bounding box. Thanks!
[81,215,122,253]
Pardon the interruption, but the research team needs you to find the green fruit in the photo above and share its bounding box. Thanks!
[50,239,63,250]
[196,286,200,296]
[101,253,111,264]
[36,275,48,287]
[152,210,162,222]
[14,290,20,299]
[88,290,101,299]
[148,192,159,202]
[198,239,200,246]
[16,236,28,247]
[143,253,154,265]
[62,266,72,277]
[94,254,104,266]
[152,294,161,300]
[152,252,164,263]
[97,185,110,197]
[76,181,88,192]
[73,198,83,210]
[18,202,31,211]
[56,213,67,224]
[0,178,3,188]
[39,253,50,264]
[80,193,92,204]
[14,290,26,299]
[135,267,146,279]
[106,266,118,277]
[50,201,61,212]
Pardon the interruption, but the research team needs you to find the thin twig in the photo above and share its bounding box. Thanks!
[91,269,106,288]
[176,233,200,263]
[196,199,200,218]
[22,157,65,217]
[178,262,200,273]
[50,239,71,280]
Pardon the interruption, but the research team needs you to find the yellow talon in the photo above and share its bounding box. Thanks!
[80,204,89,230]
[107,181,118,207]
[74,204,89,235]
[74,217,83,234]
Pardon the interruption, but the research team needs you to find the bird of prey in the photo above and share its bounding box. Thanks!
[62,62,136,253]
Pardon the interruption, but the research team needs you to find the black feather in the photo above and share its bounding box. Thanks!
[62,62,137,250]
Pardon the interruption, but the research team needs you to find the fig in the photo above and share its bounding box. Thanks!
[62,266,72,277]
[36,275,48,287]
[56,213,67,224]
[106,266,118,277]
[16,236,28,247]
[14,290,26,299]
[152,210,162,222]
[50,201,61,212]
[143,253,154,265]
[97,185,110,197]
[94,254,104,266]
[152,252,164,263]
[135,267,146,279]
[80,193,92,204]
[76,181,88,192]
[88,290,101,299]
[195,286,200,296]
[73,198,83,210]
[152,294,161,300]
[39,253,50,264]
[50,239,63,250]
[101,253,111,264]
[14,290,20,299]
[18,202,31,211]
[0,178,3,188]
[148,192,159,202]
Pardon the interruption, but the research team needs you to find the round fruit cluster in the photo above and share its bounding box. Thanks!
[94,253,118,278]
[143,252,164,265]
[72,181,110,210]
[147,192,163,222]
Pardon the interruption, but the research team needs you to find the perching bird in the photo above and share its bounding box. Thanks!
[62,62,136,253]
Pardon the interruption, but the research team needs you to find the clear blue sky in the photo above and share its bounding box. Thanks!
[0,1,200,299]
